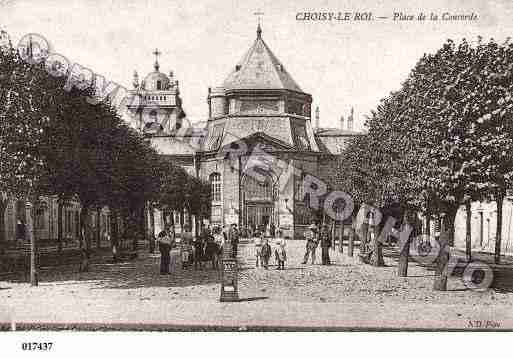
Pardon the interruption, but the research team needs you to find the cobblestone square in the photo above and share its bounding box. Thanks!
[1,240,512,330]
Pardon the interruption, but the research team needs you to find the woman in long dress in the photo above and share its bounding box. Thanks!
[158,227,172,274]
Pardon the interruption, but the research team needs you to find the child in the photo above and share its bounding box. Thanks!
[212,226,224,269]
[275,230,287,270]
[180,231,193,269]
[260,237,272,270]
[254,231,263,268]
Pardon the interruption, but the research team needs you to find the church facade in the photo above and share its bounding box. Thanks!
[127,25,362,237]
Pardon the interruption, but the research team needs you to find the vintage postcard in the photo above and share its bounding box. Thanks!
[0,0,512,344]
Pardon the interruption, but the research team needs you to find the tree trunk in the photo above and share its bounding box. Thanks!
[339,221,344,253]
[170,210,175,226]
[26,199,38,286]
[433,210,456,291]
[358,222,369,263]
[79,206,90,272]
[348,223,354,257]
[110,208,119,261]
[330,221,335,249]
[425,212,431,237]
[96,208,101,249]
[0,197,7,255]
[465,201,472,262]
[187,209,192,232]
[397,211,412,277]
[57,200,63,253]
[149,205,155,253]
[180,208,184,234]
[495,194,504,264]
[143,203,149,242]
[196,215,201,238]
[370,223,384,266]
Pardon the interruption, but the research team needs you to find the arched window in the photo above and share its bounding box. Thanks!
[157,80,162,90]
[244,174,273,202]
[35,210,45,230]
[210,173,221,202]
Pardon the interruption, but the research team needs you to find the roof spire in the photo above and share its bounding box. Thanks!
[254,10,264,38]
[152,48,161,71]
[347,107,354,131]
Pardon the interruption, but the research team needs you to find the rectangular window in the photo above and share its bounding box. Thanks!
[295,175,305,201]
[210,173,222,202]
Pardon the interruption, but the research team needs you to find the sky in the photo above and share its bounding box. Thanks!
[1,0,513,130]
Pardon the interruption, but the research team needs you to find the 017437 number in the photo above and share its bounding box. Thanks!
[21,342,54,351]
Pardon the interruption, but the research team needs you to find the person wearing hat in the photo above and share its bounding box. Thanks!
[229,223,239,258]
[320,223,332,265]
[302,223,318,265]
[157,226,173,274]
[274,229,287,270]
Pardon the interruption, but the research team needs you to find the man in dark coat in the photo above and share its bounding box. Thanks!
[320,224,332,265]
[230,224,239,258]
[269,222,276,238]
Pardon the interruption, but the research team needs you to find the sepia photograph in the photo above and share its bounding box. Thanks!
[0,0,512,350]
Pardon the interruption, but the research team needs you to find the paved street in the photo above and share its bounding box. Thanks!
[1,240,512,330]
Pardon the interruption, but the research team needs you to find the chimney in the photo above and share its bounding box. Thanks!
[315,106,320,129]
[347,107,354,131]
[340,115,345,130]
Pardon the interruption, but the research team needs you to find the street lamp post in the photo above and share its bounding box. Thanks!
[220,228,239,302]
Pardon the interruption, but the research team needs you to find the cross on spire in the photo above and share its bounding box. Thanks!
[152,48,161,71]
[254,11,264,37]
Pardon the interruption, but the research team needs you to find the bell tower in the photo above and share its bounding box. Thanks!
[126,49,186,135]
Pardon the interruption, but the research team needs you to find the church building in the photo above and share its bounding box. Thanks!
[127,25,362,237]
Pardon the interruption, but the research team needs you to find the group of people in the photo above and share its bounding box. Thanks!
[156,221,334,274]
[254,229,287,270]
[302,223,333,265]
[156,223,240,274]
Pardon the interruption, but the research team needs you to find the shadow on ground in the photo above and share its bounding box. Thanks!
[1,250,222,290]
[383,245,513,293]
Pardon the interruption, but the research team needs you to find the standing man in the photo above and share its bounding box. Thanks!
[320,223,332,265]
[269,222,276,238]
[230,224,239,258]
[302,224,318,265]
[182,225,194,267]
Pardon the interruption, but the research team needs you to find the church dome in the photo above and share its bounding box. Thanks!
[143,70,170,91]
[141,49,171,91]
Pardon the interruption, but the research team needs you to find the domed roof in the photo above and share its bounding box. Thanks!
[143,70,170,91]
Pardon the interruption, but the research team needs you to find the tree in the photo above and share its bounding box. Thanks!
[1,32,167,276]
[334,37,513,289]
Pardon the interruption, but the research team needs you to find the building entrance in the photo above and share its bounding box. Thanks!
[241,171,276,231]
